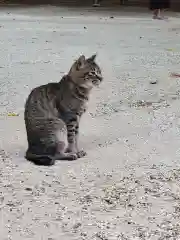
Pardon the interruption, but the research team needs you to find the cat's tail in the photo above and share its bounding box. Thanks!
[25,152,55,166]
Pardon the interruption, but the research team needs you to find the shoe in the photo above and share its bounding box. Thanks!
[93,3,100,7]
[153,15,165,20]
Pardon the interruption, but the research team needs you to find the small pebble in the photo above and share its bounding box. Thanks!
[110,16,114,19]
[25,187,32,191]
[84,26,87,29]
[150,80,157,84]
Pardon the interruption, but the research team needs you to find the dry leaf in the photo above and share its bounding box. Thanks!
[166,48,174,51]
[170,73,180,78]
[7,112,19,116]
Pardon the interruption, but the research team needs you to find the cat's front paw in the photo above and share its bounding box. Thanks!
[77,150,87,158]
[67,152,78,161]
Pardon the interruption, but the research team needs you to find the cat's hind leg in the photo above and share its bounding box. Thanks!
[25,150,55,166]
[26,148,77,166]
[54,152,78,161]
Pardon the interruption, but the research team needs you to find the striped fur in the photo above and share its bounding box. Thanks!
[24,54,103,166]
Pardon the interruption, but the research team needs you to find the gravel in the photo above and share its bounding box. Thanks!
[1,5,180,240]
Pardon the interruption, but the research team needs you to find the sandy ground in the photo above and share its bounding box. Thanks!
[1,5,180,239]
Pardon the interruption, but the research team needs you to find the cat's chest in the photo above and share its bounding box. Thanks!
[59,109,77,124]
[59,96,87,114]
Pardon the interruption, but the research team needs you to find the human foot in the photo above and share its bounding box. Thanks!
[153,15,167,20]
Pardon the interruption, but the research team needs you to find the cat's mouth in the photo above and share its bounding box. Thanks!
[92,78,103,86]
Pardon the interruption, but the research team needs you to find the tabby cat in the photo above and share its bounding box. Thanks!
[24,54,103,166]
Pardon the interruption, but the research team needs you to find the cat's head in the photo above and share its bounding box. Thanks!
[68,54,103,89]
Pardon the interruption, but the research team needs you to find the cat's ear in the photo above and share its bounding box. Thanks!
[87,54,97,62]
[76,55,86,70]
